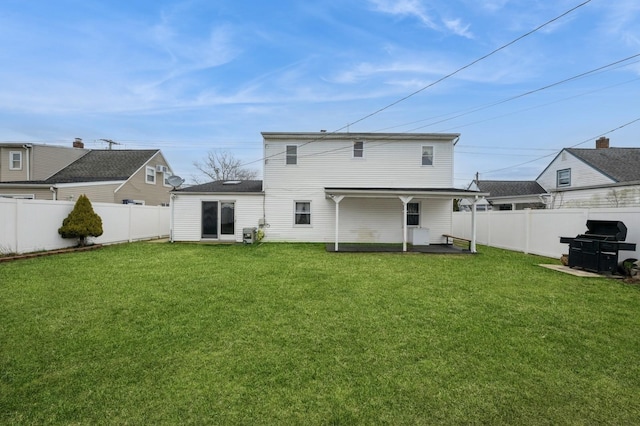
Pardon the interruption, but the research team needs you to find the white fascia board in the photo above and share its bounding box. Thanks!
[324,188,489,199]
[54,180,126,188]
[262,132,460,143]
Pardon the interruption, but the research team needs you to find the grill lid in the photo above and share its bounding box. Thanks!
[584,220,627,241]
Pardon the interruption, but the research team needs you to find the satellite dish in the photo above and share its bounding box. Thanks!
[167,175,185,188]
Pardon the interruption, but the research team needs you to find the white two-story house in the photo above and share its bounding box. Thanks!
[171,132,485,251]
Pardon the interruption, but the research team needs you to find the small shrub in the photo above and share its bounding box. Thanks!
[58,195,103,247]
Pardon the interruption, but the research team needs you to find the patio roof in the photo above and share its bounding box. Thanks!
[324,187,488,199]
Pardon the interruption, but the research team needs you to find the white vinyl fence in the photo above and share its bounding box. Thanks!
[0,198,170,254]
[453,207,640,260]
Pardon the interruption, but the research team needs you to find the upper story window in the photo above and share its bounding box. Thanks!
[9,151,22,170]
[353,141,364,158]
[294,201,311,226]
[146,166,156,184]
[557,168,571,187]
[421,146,434,166]
[407,202,420,226]
[286,145,297,165]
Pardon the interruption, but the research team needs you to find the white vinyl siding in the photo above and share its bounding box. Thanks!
[264,137,454,189]
[172,194,264,242]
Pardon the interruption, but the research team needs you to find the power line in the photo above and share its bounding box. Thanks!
[480,116,640,176]
[336,0,594,132]
[240,0,592,168]
[375,54,640,133]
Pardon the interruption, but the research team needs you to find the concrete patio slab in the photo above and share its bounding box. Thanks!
[539,264,605,278]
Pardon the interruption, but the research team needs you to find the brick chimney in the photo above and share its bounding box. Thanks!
[595,136,609,149]
[73,137,84,149]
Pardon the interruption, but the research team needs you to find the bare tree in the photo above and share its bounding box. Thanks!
[192,150,259,184]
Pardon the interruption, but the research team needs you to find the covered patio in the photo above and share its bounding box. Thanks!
[325,187,488,253]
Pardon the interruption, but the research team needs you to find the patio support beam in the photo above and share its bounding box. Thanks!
[471,195,479,253]
[330,195,345,252]
[399,196,413,252]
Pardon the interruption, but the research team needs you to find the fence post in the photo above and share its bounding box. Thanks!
[15,199,22,254]
[129,204,134,243]
[524,208,531,254]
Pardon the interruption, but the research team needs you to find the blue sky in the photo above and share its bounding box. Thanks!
[1,0,639,186]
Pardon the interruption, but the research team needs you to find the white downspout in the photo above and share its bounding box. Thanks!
[22,144,32,180]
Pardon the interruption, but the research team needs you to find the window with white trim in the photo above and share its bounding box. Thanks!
[294,201,311,225]
[353,141,364,158]
[163,171,172,187]
[407,202,420,226]
[9,151,22,170]
[286,145,297,165]
[557,168,571,187]
[146,166,156,184]
[421,146,434,166]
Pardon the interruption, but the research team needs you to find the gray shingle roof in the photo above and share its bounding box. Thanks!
[566,148,640,183]
[476,180,546,198]
[177,180,263,193]
[44,150,159,183]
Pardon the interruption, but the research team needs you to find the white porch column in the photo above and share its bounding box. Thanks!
[470,195,478,253]
[331,195,344,252]
[399,196,413,252]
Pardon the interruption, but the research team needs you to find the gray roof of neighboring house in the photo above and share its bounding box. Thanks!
[475,180,547,198]
[44,150,160,183]
[566,148,640,183]
[176,180,263,193]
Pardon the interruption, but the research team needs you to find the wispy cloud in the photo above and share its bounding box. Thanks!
[368,0,473,38]
[443,18,473,38]
[369,0,438,29]
[598,0,640,47]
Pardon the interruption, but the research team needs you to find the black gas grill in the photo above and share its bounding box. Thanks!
[560,220,637,274]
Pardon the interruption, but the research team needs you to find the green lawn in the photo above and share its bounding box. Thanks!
[1,242,639,425]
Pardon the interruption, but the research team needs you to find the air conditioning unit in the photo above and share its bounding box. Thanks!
[156,165,168,173]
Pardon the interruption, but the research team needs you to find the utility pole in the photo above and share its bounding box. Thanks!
[99,139,121,150]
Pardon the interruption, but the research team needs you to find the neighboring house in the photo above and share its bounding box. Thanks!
[0,138,88,185]
[171,132,486,251]
[466,180,548,210]
[536,137,640,208]
[0,139,175,206]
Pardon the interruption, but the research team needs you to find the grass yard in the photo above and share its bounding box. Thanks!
[1,242,640,425]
